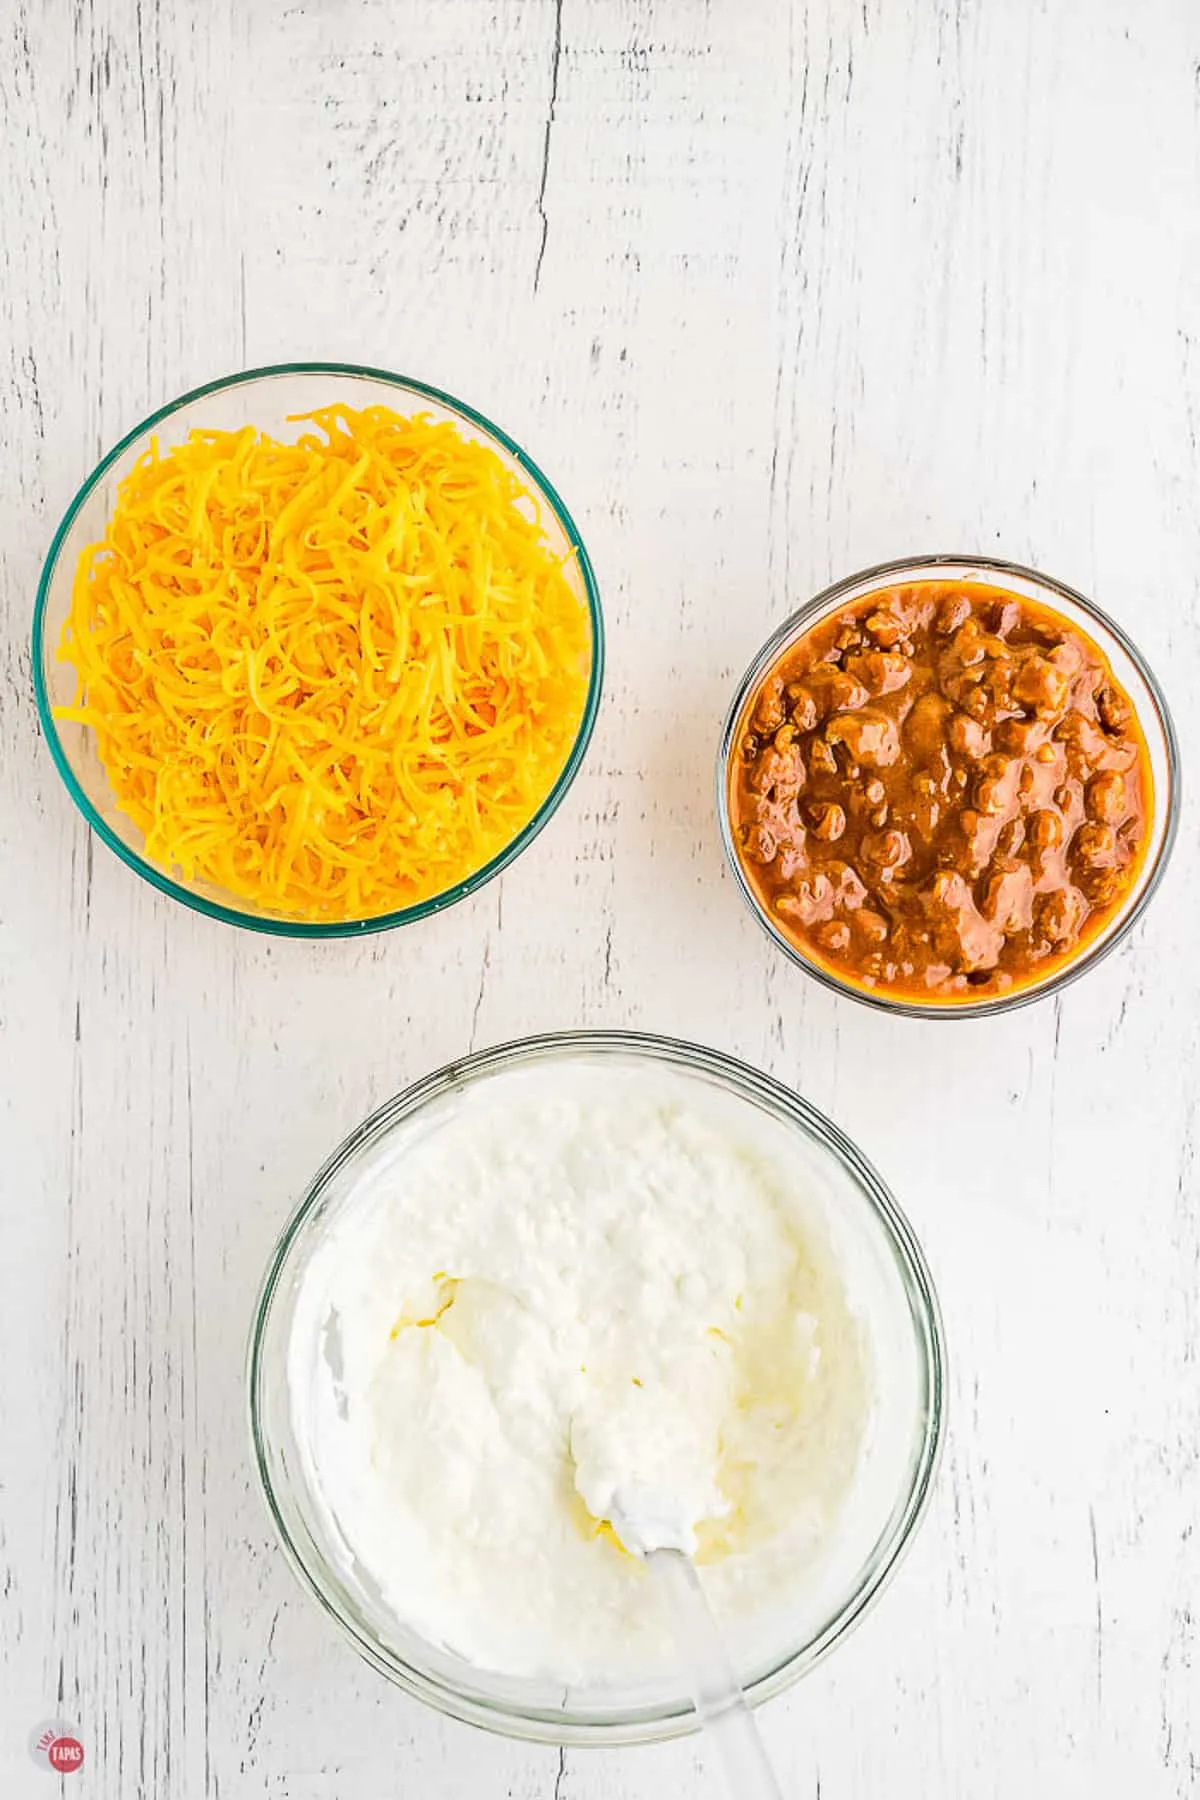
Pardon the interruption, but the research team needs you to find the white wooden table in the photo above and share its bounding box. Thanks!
[3,1,1199,1793]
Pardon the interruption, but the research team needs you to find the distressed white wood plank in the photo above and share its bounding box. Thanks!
[1,0,1199,1794]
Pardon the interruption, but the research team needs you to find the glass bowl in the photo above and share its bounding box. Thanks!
[32,363,604,938]
[248,1030,945,1746]
[718,555,1180,1020]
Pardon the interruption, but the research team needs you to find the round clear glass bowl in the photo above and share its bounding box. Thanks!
[248,1030,945,1746]
[32,362,604,938]
[718,554,1180,1020]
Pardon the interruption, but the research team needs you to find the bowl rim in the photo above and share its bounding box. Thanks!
[32,360,605,938]
[246,1028,947,1745]
[717,552,1182,1021]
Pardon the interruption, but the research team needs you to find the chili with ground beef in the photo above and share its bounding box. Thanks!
[729,580,1153,1003]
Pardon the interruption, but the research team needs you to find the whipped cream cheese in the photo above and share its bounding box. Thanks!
[287,1059,878,1682]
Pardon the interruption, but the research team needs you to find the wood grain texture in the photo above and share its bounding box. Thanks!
[2,0,1199,1793]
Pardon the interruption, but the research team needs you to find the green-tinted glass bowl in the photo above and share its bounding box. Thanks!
[33,363,604,937]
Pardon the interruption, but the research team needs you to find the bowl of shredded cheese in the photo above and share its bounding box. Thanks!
[33,363,603,934]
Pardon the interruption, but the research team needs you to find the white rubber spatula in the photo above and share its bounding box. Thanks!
[643,1543,786,1799]
[569,1397,785,1797]
[603,1492,785,1800]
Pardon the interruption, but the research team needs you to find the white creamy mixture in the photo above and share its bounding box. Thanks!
[288,1062,876,1682]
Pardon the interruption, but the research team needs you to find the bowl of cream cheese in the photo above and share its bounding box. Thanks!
[248,1031,945,1743]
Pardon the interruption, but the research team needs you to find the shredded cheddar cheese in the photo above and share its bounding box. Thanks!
[55,404,593,922]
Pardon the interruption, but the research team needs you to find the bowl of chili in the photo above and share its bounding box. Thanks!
[719,555,1179,1018]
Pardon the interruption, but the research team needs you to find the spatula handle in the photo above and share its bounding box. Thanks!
[647,1548,786,1800]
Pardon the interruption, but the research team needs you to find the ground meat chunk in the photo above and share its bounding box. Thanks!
[979,654,1018,713]
[753,675,786,733]
[978,856,1035,935]
[740,824,777,864]
[996,817,1025,856]
[777,842,807,880]
[936,633,985,705]
[994,716,1047,755]
[751,741,805,801]
[807,667,870,715]
[1071,822,1118,869]
[935,592,972,635]
[864,608,907,649]
[787,686,819,731]
[922,870,1005,973]
[1048,638,1085,676]
[845,650,912,696]
[948,713,990,758]
[808,736,838,776]
[860,829,912,874]
[825,709,901,769]
[957,806,1002,877]
[974,754,1021,817]
[1096,682,1132,734]
[1055,709,1139,776]
[1012,655,1071,719]
[824,861,869,911]
[905,692,953,762]
[1086,771,1126,824]
[1026,809,1063,851]
[855,909,890,945]
[1032,885,1087,948]
[808,801,846,841]
[774,860,867,927]
[1077,865,1125,906]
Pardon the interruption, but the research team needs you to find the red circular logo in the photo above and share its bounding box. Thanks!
[48,1737,84,1774]
[29,1719,85,1776]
